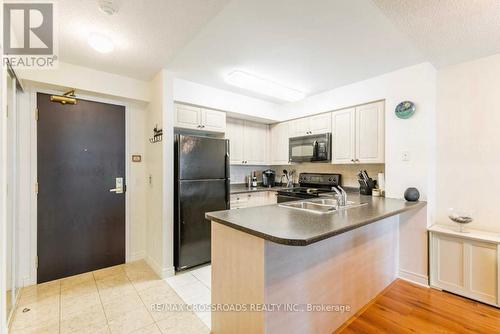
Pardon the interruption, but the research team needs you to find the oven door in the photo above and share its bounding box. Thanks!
[288,133,331,163]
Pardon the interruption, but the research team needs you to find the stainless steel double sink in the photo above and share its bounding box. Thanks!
[279,198,367,214]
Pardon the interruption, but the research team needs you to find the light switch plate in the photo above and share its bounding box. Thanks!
[401,150,410,161]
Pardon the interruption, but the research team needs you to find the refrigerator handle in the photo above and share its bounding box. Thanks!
[225,140,230,179]
[225,140,230,209]
[225,179,230,210]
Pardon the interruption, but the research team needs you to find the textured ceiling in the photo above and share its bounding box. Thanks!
[54,0,500,99]
[167,0,425,102]
[56,0,230,80]
[373,0,500,68]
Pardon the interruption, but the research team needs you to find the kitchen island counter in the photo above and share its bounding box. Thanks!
[206,194,426,246]
[207,194,427,334]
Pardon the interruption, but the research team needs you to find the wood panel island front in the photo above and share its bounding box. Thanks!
[206,194,426,334]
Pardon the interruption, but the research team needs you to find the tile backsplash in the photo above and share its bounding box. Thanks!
[230,165,270,184]
[231,163,385,187]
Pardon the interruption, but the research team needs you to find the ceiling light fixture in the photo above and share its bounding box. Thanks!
[225,70,306,102]
[87,32,114,53]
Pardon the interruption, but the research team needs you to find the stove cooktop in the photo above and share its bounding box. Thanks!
[278,187,333,196]
[276,173,341,201]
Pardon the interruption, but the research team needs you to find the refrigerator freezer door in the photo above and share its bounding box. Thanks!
[178,135,229,180]
[175,179,228,270]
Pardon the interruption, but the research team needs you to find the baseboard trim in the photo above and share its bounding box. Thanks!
[22,276,35,288]
[129,250,146,262]
[145,255,175,279]
[398,269,429,287]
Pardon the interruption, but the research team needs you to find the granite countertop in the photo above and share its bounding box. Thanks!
[230,183,288,194]
[206,194,426,246]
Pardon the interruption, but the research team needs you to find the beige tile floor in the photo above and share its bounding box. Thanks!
[9,261,210,334]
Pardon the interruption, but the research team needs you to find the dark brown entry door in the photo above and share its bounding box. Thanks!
[37,93,125,283]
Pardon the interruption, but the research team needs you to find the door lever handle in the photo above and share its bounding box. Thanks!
[110,177,124,194]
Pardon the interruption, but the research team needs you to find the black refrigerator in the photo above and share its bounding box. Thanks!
[174,134,230,271]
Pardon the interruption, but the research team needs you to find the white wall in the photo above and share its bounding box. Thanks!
[145,71,167,276]
[277,62,437,283]
[436,53,500,232]
[173,78,280,122]
[1,30,9,333]
[18,62,151,103]
[162,71,175,276]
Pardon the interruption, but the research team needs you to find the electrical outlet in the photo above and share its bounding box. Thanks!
[401,151,410,162]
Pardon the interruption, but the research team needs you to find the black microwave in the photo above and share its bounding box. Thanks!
[289,133,331,163]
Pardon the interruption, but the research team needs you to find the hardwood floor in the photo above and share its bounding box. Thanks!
[337,279,500,334]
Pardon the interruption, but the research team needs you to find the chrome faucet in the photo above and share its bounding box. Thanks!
[331,186,347,207]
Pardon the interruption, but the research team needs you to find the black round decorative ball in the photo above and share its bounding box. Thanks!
[404,188,420,202]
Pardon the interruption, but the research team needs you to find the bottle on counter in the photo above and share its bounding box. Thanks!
[252,171,258,188]
[247,174,252,189]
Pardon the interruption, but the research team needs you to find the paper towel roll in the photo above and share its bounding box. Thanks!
[378,173,385,192]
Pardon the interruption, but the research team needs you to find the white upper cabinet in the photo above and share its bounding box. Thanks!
[309,113,332,135]
[174,103,226,133]
[270,121,290,165]
[332,108,356,164]
[174,104,201,130]
[289,113,332,137]
[226,118,245,164]
[289,117,310,137]
[244,121,268,165]
[331,101,385,164]
[226,118,268,165]
[356,102,384,163]
[202,108,226,132]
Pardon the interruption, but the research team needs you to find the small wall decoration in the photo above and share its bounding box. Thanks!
[149,125,163,143]
[395,101,416,119]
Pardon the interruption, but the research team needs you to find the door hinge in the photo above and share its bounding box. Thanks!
[35,107,39,121]
[35,181,39,194]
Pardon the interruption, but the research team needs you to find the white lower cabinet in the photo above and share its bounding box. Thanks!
[230,191,277,209]
[429,225,499,306]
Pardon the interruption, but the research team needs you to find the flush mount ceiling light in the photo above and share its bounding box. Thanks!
[225,70,306,102]
[87,32,114,53]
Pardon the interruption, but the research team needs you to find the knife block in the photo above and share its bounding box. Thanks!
[359,179,377,195]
